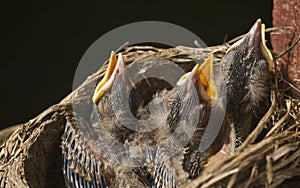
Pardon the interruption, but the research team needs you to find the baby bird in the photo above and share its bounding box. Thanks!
[62,51,230,188]
[220,19,274,148]
[153,55,232,184]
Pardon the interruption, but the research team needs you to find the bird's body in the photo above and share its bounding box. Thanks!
[220,19,274,148]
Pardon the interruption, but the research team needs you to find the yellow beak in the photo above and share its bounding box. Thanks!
[177,54,217,102]
[92,52,125,104]
[199,54,217,99]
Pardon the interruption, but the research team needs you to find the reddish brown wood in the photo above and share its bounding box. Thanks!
[271,0,300,87]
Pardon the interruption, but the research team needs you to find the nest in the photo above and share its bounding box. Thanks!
[118,42,300,187]
[0,28,299,188]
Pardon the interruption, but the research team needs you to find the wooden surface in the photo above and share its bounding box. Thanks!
[271,0,300,88]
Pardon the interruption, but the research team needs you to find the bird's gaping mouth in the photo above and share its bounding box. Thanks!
[92,52,126,104]
[177,54,217,102]
[248,19,274,70]
[227,19,274,70]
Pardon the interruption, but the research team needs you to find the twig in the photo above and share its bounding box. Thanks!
[275,36,300,59]
[266,100,292,137]
[266,155,273,184]
[200,168,239,188]
[238,91,276,151]
[227,170,238,188]
[244,164,258,187]
[281,77,300,94]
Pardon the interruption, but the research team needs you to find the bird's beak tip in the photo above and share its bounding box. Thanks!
[256,18,262,25]
[192,64,200,75]
[248,19,274,69]
[184,55,216,101]
[191,64,201,83]
[248,19,263,47]
[116,53,126,75]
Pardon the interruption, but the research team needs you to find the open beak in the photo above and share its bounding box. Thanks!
[92,52,126,104]
[248,19,273,70]
[177,54,217,102]
[199,54,217,99]
[226,19,274,71]
[228,19,274,70]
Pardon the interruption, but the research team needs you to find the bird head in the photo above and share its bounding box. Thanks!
[176,54,217,103]
[220,19,275,150]
[162,54,217,148]
[92,51,126,105]
[221,19,274,113]
[223,19,273,71]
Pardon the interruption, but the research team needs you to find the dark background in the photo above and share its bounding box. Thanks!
[0,1,272,129]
